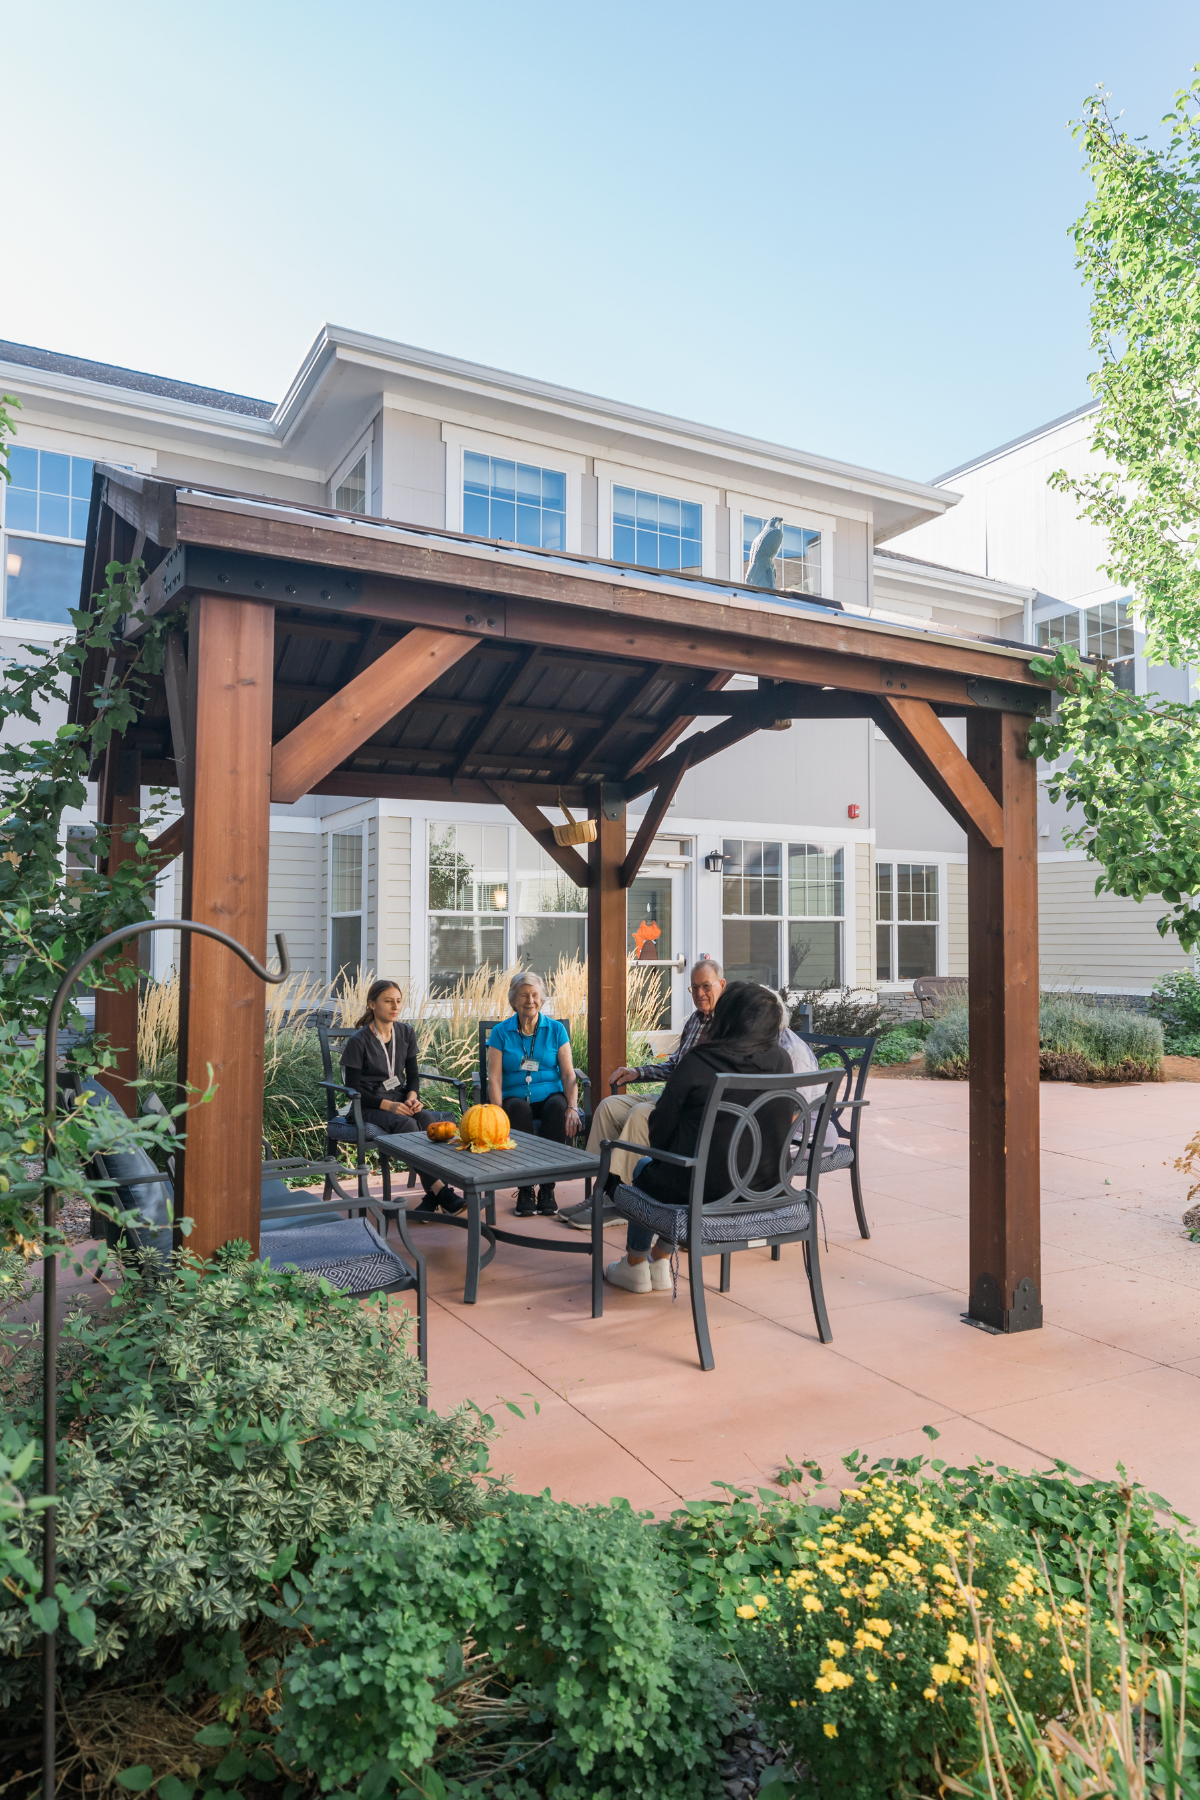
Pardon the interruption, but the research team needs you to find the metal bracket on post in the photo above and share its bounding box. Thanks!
[599,782,625,822]
[963,1272,1043,1334]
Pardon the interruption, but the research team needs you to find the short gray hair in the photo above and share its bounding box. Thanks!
[691,956,724,981]
[508,969,548,1009]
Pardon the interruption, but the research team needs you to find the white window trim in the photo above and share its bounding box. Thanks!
[725,489,837,601]
[328,823,366,978]
[873,854,946,986]
[329,432,372,513]
[442,423,583,551]
[595,458,718,579]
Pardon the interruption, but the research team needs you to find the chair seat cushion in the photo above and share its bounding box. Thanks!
[613,1184,811,1246]
[327,1116,392,1144]
[259,1217,414,1295]
[820,1144,855,1173]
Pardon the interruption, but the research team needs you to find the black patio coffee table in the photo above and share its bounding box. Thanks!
[372,1128,601,1304]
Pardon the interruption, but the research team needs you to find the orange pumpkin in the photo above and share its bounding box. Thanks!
[426,1120,457,1142]
[456,1103,516,1152]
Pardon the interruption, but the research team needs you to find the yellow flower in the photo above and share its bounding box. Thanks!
[864,1618,892,1637]
[753,1594,770,1610]
[917,1602,931,1616]
[1105,1620,1120,1638]
[931,1665,953,1686]
[1023,1669,1033,1680]
[802,1595,823,1613]
[736,1605,758,1620]
[827,1640,847,1658]
[865,1669,878,1682]
[985,1677,1000,1696]
[923,1686,938,1701]
[1007,1633,1022,1651]
[823,1723,838,1739]
[1034,1610,1052,1630]
[932,1563,953,1581]
[863,1584,880,1600]
[1060,1656,1075,1674]
[945,1633,970,1669]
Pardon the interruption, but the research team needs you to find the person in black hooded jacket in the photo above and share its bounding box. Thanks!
[603,982,794,1294]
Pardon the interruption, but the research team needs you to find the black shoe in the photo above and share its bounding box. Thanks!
[536,1184,558,1216]
[438,1190,465,1216]
[515,1186,536,1217]
[408,1194,441,1219]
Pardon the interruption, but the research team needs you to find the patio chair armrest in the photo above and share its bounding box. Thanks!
[831,1098,870,1111]
[320,1079,360,1100]
[609,1071,668,1094]
[599,1138,696,1169]
[418,1067,469,1109]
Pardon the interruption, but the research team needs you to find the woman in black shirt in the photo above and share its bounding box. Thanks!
[340,979,462,1216]
[604,983,792,1292]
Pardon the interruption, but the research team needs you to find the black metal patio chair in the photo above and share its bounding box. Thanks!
[77,1077,429,1374]
[797,1033,876,1240]
[315,1020,467,1217]
[591,1067,844,1371]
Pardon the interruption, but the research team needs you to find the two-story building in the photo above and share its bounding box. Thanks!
[4,326,1157,1022]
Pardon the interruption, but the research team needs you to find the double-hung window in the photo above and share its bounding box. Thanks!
[2,446,94,625]
[742,513,822,595]
[721,839,846,988]
[330,828,365,988]
[612,486,702,575]
[463,453,567,550]
[333,452,367,513]
[427,821,586,993]
[876,862,938,982]
[787,843,843,985]
[1037,600,1136,687]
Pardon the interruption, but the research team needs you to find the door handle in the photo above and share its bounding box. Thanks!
[633,954,686,972]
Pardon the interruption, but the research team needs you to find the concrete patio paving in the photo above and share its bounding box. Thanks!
[409,1076,1200,1519]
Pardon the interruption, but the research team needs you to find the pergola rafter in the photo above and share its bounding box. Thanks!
[73,466,1054,1335]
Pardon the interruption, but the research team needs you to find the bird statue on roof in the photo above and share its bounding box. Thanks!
[745,516,784,589]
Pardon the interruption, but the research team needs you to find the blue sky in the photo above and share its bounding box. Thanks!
[4,1,1196,481]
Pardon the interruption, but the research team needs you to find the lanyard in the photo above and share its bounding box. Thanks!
[517,1015,542,1093]
[372,1025,397,1084]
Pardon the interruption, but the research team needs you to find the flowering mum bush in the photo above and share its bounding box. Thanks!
[733,1472,1118,1800]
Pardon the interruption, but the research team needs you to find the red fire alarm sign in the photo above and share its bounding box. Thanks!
[847,804,861,819]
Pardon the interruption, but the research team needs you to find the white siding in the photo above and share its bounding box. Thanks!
[376,814,413,986]
[675,719,870,828]
[854,841,872,987]
[834,517,870,610]
[267,830,319,976]
[379,407,446,527]
[318,830,330,987]
[1038,859,1190,994]
[365,812,378,974]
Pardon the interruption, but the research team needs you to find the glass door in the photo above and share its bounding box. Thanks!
[627,871,686,1030]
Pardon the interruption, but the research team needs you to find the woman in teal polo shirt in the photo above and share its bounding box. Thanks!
[487,970,581,1218]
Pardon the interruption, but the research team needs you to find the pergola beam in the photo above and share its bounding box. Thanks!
[620,739,696,888]
[271,626,479,804]
[485,781,593,890]
[879,696,1005,849]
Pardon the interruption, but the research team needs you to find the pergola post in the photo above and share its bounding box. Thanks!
[94,739,141,1115]
[176,595,274,1258]
[965,709,1042,1332]
[587,786,627,1109]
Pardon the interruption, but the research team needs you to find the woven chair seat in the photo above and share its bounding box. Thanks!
[614,1183,811,1247]
[820,1144,855,1173]
[259,1218,414,1294]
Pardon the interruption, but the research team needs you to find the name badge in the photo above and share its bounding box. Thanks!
[382,1074,401,1091]
[520,1058,539,1073]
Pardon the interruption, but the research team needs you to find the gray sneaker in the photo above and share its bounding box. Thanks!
[560,1193,620,1231]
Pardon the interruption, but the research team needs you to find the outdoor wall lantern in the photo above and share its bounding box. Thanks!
[703,849,727,873]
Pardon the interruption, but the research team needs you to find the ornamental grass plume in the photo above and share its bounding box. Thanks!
[733,1471,1120,1800]
[941,1527,1195,1800]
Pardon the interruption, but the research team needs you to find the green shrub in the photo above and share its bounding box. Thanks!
[1149,970,1200,1037]
[729,1473,1119,1800]
[0,1246,495,1702]
[924,998,1164,1081]
[280,1495,735,1799]
[1167,1031,1200,1058]
[925,1004,971,1078]
[873,1029,924,1066]
[786,985,884,1038]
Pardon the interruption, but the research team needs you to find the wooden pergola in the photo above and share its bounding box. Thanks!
[71,467,1052,1334]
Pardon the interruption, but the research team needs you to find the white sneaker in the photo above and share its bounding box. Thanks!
[648,1253,672,1291]
[604,1255,652,1293]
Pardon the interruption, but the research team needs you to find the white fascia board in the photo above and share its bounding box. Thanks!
[275,325,963,524]
[871,587,1026,624]
[873,554,1034,607]
[0,357,279,445]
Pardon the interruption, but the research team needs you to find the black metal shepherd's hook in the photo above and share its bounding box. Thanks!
[39,919,289,1798]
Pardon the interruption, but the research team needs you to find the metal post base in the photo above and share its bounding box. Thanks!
[964,1273,1043,1333]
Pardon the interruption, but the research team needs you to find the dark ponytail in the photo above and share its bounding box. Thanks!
[356,979,402,1029]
